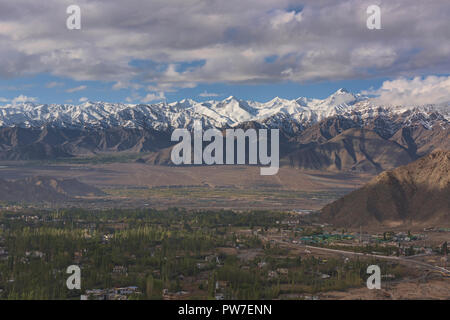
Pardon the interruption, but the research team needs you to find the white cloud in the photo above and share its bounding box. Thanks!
[270,9,303,29]
[199,91,220,98]
[12,95,37,104]
[141,92,165,103]
[125,91,166,103]
[0,84,34,91]
[45,81,64,88]
[0,0,450,91]
[0,97,9,103]
[79,97,88,102]
[112,81,142,90]
[364,76,450,107]
[66,85,87,93]
[147,82,196,93]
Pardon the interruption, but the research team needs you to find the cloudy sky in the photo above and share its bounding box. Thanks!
[0,0,449,105]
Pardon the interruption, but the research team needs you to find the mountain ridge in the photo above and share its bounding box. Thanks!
[0,89,447,172]
[319,150,450,227]
[0,176,105,203]
[1,89,448,131]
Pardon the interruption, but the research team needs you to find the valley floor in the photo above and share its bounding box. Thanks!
[0,162,373,210]
[320,278,450,300]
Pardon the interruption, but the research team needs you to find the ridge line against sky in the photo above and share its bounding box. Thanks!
[0,0,450,106]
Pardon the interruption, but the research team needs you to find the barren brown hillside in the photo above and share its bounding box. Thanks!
[0,176,105,203]
[287,128,414,172]
[320,150,450,228]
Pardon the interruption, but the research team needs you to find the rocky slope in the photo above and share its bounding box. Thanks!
[0,176,105,203]
[320,151,450,227]
[0,89,447,132]
[0,89,447,172]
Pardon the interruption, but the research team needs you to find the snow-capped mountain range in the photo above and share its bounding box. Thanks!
[0,89,448,131]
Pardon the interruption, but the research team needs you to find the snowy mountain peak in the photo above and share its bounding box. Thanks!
[334,88,349,94]
[224,95,239,102]
[0,90,447,130]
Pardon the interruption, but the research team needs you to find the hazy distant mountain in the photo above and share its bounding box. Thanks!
[0,176,105,203]
[286,128,415,173]
[0,126,173,160]
[320,151,450,227]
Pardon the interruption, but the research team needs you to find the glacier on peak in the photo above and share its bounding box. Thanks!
[0,89,447,130]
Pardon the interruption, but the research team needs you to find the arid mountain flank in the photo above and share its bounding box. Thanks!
[0,176,105,203]
[286,128,414,172]
[320,151,450,227]
[0,91,448,173]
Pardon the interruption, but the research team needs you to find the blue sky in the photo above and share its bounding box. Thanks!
[0,73,391,104]
[1,0,450,105]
